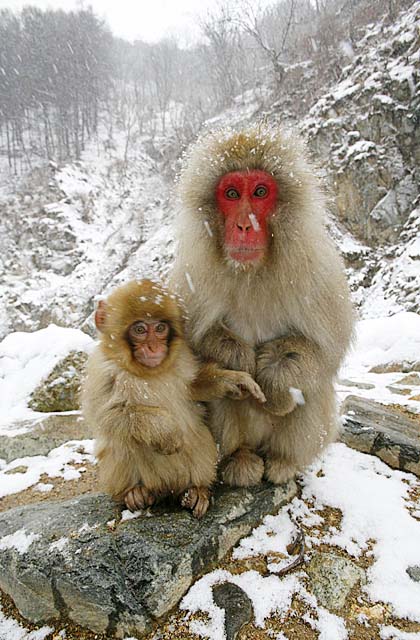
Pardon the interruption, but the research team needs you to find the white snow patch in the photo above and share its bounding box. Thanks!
[49,537,69,552]
[0,603,53,640]
[300,444,420,621]
[343,313,420,373]
[34,483,54,493]
[249,213,261,232]
[0,439,95,498]
[289,387,305,406]
[120,509,152,521]
[381,627,420,640]
[0,325,94,432]
[0,528,39,554]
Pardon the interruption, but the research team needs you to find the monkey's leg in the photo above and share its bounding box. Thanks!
[124,485,156,512]
[220,448,264,487]
[210,398,266,487]
[264,458,298,485]
[264,388,337,485]
[181,487,210,519]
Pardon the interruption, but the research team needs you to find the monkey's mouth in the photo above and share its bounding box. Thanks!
[135,354,165,367]
[227,246,265,263]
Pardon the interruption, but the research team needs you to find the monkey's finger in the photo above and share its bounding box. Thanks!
[181,487,199,511]
[241,380,266,403]
[226,383,248,400]
[193,491,210,519]
[124,488,140,512]
[125,486,154,511]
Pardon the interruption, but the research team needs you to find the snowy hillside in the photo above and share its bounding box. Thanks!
[302,1,420,318]
[0,134,174,340]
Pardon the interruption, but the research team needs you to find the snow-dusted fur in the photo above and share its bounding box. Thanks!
[82,281,217,502]
[172,124,355,486]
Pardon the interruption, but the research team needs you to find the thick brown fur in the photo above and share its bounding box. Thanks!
[171,124,355,487]
[82,279,265,516]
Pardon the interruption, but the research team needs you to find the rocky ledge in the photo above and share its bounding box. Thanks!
[340,394,420,475]
[0,481,296,638]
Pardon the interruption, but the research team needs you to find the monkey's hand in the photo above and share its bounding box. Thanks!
[198,322,256,375]
[191,364,265,402]
[129,405,184,455]
[220,370,267,403]
[256,336,321,415]
[181,486,211,519]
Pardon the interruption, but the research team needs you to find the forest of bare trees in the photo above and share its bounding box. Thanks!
[0,0,407,173]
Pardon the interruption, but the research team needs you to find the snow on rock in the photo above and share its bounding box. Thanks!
[0,528,40,554]
[0,325,94,432]
[343,312,420,373]
[0,439,95,498]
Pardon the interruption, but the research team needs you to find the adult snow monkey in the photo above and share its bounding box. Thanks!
[82,279,266,517]
[171,125,354,487]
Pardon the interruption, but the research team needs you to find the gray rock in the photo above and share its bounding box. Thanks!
[213,582,253,640]
[398,374,420,386]
[386,385,412,396]
[407,566,420,583]
[340,395,420,475]
[306,552,365,611]
[0,413,90,463]
[339,379,375,390]
[369,361,420,374]
[28,351,88,413]
[0,481,297,637]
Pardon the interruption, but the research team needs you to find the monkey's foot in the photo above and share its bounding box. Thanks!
[181,486,210,519]
[220,448,264,487]
[264,458,297,485]
[124,485,156,512]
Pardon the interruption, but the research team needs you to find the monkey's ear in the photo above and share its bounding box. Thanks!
[95,300,107,332]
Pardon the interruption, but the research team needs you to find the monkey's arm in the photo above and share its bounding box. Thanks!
[197,322,256,375]
[255,335,323,416]
[191,363,266,403]
[102,403,182,455]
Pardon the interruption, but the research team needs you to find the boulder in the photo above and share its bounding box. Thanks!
[0,481,297,637]
[340,395,420,475]
[28,351,88,413]
[0,414,89,463]
[306,552,365,611]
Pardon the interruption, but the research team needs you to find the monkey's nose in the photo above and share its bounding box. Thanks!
[236,220,252,232]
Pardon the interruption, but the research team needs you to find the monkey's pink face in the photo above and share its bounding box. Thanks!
[216,170,278,264]
[128,320,170,368]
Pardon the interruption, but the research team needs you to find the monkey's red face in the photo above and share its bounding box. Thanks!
[128,320,170,368]
[216,170,278,264]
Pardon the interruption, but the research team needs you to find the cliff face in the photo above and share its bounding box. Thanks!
[305,2,419,246]
[299,2,419,317]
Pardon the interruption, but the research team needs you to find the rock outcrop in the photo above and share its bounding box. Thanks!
[0,482,297,637]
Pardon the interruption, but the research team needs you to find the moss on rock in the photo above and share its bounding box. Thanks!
[28,351,88,412]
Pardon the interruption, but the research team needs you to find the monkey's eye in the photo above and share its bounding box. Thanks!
[254,185,268,198]
[155,322,169,334]
[225,187,240,199]
[131,322,147,335]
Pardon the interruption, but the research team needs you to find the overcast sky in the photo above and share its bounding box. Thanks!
[0,0,222,44]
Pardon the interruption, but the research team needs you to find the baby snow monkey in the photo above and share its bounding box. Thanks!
[82,279,266,518]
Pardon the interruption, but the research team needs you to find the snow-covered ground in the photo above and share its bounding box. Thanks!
[182,443,420,639]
